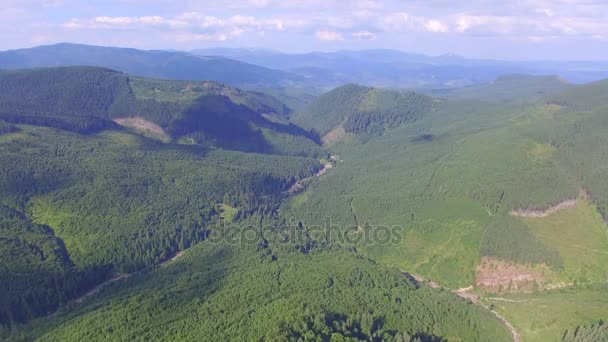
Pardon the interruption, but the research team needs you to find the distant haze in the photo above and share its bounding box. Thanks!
[3,44,608,88]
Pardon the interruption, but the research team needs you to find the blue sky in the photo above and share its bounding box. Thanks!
[2,0,608,60]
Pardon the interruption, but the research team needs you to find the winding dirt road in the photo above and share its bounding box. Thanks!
[403,272,520,342]
[74,250,186,304]
[74,274,130,304]
[286,160,334,194]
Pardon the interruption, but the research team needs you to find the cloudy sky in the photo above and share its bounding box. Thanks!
[2,0,607,60]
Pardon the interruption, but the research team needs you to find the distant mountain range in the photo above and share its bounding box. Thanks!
[0,43,303,89]
[2,42,608,92]
[192,48,608,87]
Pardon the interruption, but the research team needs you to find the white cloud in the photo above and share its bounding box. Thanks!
[352,30,376,40]
[316,29,343,41]
[424,19,449,33]
[47,1,608,50]
[382,12,449,34]
[452,14,608,38]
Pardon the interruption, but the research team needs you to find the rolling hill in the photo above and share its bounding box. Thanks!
[0,66,322,156]
[282,78,608,341]
[291,84,435,144]
[433,74,574,104]
[2,62,608,341]
[0,66,327,325]
[0,43,302,89]
[0,67,514,342]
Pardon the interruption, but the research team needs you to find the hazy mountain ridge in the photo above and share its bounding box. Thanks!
[0,43,303,89]
[192,48,608,87]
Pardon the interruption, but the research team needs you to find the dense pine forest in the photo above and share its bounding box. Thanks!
[292,84,434,138]
[0,67,323,156]
[1,63,608,342]
[0,123,320,325]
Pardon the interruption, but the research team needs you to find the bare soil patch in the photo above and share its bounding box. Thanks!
[114,117,168,140]
[286,160,334,194]
[476,257,546,293]
[322,124,346,146]
[509,189,588,218]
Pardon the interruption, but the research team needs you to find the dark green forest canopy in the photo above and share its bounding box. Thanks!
[292,84,435,138]
[0,125,320,325]
[0,67,323,156]
[562,321,608,342]
[14,243,511,342]
[2,63,608,341]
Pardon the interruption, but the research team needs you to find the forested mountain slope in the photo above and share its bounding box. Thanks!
[0,71,513,340]
[3,64,608,341]
[1,145,513,340]
[292,84,435,144]
[0,67,325,325]
[18,243,510,342]
[0,67,322,156]
[548,78,608,110]
[0,43,301,88]
[0,124,321,326]
[284,80,608,341]
[432,74,573,104]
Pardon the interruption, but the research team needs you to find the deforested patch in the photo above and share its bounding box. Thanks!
[509,189,588,218]
[322,123,346,146]
[476,257,553,293]
[114,117,168,141]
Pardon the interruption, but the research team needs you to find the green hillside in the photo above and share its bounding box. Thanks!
[548,78,608,111]
[0,123,321,325]
[0,66,519,340]
[3,64,608,341]
[0,204,106,324]
[17,238,510,341]
[0,67,323,156]
[0,125,512,340]
[284,82,608,289]
[281,79,608,339]
[438,74,573,104]
[485,284,608,342]
[292,84,434,143]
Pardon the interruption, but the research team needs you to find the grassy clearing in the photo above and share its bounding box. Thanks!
[527,141,557,164]
[97,130,145,147]
[0,132,26,144]
[217,203,238,223]
[368,198,489,288]
[519,199,608,285]
[485,284,608,342]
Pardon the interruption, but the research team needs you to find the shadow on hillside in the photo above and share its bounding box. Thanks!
[40,244,234,335]
[169,95,321,154]
[170,95,273,153]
